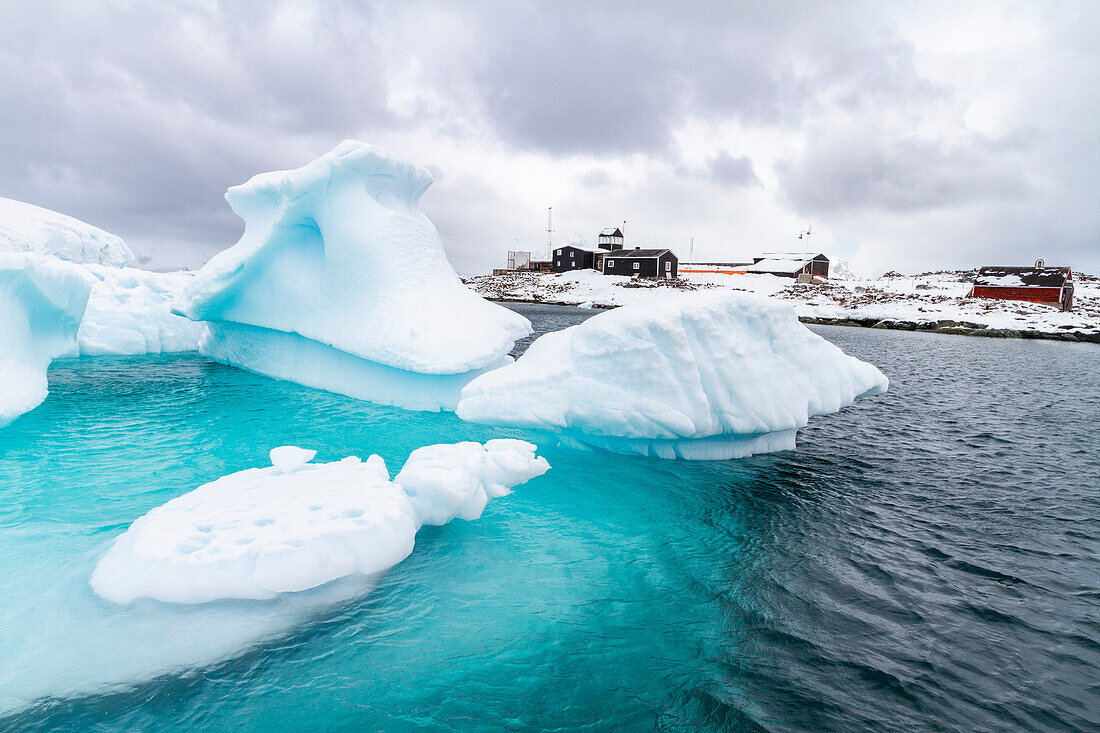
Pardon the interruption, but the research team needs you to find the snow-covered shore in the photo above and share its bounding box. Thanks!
[465,270,1100,343]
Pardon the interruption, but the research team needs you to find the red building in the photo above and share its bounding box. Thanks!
[970,264,1074,311]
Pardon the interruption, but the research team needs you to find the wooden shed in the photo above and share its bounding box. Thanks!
[971,265,1074,311]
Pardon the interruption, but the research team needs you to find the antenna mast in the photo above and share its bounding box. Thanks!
[547,207,553,247]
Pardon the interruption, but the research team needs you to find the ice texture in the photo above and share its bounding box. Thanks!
[0,196,133,267]
[77,265,204,355]
[173,140,531,409]
[0,254,92,427]
[90,440,549,605]
[456,292,889,459]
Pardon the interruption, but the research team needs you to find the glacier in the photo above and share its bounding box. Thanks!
[91,439,549,605]
[456,292,889,460]
[0,196,133,267]
[173,140,532,410]
[0,253,92,427]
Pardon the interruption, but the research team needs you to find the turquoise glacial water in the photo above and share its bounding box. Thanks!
[0,307,1097,731]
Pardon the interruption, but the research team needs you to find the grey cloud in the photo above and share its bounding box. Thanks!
[577,169,612,188]
[460,2,943,155]
[777,128,1030,215]
[704,152,760,188]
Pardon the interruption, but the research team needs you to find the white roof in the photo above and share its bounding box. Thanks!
[746,258,811,273]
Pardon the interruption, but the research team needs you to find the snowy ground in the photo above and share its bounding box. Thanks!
[465,269,1100,342]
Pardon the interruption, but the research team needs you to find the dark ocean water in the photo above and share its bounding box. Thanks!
[0,304,1096,732]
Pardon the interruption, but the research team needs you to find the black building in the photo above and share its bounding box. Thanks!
[597,227,625,251]
[602,248,678,278]
[551,245,599,273]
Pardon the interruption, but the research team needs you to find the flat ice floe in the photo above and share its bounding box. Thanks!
[0,441,547,714]
[92,440,549,605]
[0,253,92,427]
[457,291,888,459]
[174,140,532,410]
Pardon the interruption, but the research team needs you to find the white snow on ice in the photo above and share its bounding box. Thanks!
[0,253,92,427]
[91,439,549,605]
[457,291,888,459]
[78,265,204,355]
[0,196,133,267]
[174,140,532,410]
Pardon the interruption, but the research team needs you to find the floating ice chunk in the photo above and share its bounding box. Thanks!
[77,265,204,355]
[397,439,550,525]
[456,292,888,459]
[90,440,549,605]
[173,140,531,409]
[0,253,92,427]
[270,445,317,473]
[0,196,133,267]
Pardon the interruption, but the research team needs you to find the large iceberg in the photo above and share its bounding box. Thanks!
[173,141,532,410]
[91,439,549,605]
[78,266,203,355]
[0,253,92,427]
[456,292,888,459]
[0,196,133,267]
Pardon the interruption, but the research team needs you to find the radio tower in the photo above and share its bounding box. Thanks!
[547,206,553,247]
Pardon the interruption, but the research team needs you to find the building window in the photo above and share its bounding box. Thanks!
[633,262,640,270]
[555,260,560,267]
[665,261,671,271]
[556,249,562,255]
[607,261,614,268]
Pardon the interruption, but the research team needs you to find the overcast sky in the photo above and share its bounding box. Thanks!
[1,1,1096,275]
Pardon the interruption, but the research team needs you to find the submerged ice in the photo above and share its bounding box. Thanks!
[91,440,549,605]
[1,440,546,713]
[0,254,91,427]
[174,140,532,410]
[457,292,889,459]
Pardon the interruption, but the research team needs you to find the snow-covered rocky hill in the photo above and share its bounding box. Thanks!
[465,269,1100,342]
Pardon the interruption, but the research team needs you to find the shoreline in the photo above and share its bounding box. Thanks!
[491,296,1100,343]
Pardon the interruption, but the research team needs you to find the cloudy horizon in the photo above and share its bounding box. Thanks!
[1,1,1096,275]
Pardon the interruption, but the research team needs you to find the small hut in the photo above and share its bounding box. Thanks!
[971,263,1073,311]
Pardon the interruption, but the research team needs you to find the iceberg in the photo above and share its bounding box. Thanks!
[91,439,549,605]
[0,196,133,267]
[174,140,532,410]
[456,292,889,460]
[0,253,92,427]
[78,265,203,355]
